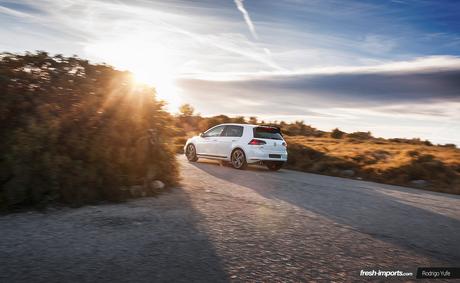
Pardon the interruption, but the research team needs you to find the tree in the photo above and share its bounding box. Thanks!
[179,104,194,117]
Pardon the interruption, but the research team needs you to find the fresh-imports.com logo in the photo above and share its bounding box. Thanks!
[360,269,413,278]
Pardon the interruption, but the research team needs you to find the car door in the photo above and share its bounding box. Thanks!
[216,125,244,157]
[197,125,225,156]
[194,134,207,155]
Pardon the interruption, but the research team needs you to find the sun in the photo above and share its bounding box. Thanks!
[85,37,182,112]
[130,60,181,112]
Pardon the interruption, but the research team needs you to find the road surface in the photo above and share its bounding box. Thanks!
[1,155,460,282]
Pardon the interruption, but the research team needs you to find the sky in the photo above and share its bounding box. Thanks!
[1,0,460,144]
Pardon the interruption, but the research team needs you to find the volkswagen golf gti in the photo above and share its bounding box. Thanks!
[184,124,288,170]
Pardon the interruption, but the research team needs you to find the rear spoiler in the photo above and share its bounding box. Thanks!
[257,125,283,136]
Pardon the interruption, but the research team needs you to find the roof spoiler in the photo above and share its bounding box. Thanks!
[257,125,283,136]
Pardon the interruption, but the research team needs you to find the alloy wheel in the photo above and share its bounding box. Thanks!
[186,144,198,162]
[231,149,246,169]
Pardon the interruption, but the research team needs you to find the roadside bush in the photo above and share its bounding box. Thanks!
[331,128,345,139]
[286,143,325,167]
[382,154,459,193]
[282,121,320,136]
[0,52,178,209]
[440,143,457,148]
[389,137,432,146]
[173,136,188,154]
[286,143,356,175]
[347,131,373,140]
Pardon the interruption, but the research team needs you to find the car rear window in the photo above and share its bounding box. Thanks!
[253,127,283,140]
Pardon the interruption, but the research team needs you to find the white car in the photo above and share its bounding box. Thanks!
[184,124,288,170]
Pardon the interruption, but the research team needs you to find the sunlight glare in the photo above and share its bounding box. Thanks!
[85,36,181,112]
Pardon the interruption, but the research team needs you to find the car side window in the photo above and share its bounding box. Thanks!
[204,125,225,137]
[223,125,244,137]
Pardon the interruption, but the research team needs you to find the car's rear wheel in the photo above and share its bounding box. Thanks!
[185,144,198,162]
[231,149,247,169]
[266,161,284,171]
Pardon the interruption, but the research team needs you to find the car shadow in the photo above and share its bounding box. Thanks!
[193,158,276,172]
[190,160,460,264]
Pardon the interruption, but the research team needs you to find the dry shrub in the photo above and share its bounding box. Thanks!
[382,154,459,193]
[331,128,345,139]
[286,143,356,175]
[173,137,188,153]
[347,131,373,140]
[284,136,460,194]
[0,52,179,209]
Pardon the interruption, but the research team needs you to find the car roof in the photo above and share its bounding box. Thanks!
[218,123,257,128]
[218,123,280,129]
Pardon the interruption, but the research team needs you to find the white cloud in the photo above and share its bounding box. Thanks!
[0,5,33,18]
[234,0,258,39]
[362,34,396,53]
[181,55,460,81]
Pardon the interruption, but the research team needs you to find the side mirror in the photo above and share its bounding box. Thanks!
[199,132,205,137]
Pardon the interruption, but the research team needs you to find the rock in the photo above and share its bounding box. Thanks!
[411,180,427,187]
[151,180,165,190]
[372,152,390,160]
[341,169,355,177]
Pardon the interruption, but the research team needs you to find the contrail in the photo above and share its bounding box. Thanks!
[234,0,258,39]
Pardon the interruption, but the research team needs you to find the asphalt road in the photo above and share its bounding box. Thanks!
[1,155,460,282]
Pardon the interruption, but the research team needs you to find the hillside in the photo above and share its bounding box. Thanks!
[285,136,460,194]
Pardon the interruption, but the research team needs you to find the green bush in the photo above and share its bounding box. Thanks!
[0,52,178,209]
[331,128,345,139]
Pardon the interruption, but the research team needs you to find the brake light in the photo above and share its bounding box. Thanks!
[248,139,266,145]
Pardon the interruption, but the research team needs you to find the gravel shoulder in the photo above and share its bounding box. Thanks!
[1,155,459,282]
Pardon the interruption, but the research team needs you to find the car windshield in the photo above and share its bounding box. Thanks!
[253,127,283,140]
[204,125,224,137]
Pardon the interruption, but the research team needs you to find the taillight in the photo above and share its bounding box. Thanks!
[248,139,266,145]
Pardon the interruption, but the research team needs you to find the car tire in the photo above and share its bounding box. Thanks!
[185,144,198,162]
[266,161,284,171]
[231,148,247,170]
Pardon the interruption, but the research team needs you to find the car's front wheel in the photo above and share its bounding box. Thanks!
[266,161,284,171]
[231,149,247,169]
[185,144,198,162]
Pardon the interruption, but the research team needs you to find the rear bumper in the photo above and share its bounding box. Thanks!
[246,148,288,163]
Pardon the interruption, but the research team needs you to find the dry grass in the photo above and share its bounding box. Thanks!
[285,136,460,194]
